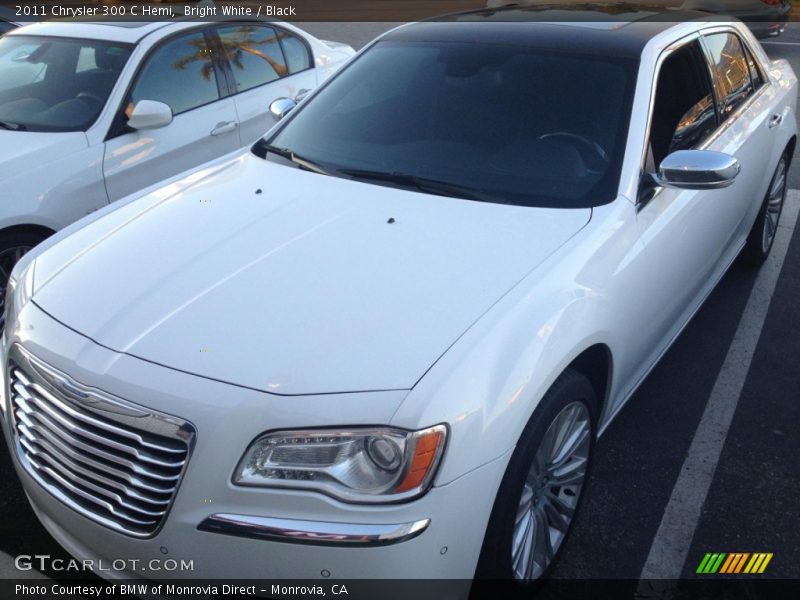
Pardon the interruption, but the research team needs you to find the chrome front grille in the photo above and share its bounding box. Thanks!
[7,345,195,538]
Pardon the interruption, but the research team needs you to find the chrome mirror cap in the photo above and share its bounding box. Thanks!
[270,97,297,121]
[657,149,741,190]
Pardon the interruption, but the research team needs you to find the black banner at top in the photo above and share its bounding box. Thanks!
[0,1,795,23]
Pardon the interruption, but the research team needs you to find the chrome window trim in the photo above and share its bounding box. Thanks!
[637,26,773,205]
[198,513,431,547]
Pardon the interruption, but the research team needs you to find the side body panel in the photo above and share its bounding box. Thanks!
[102,97,241,201]
[393,22,798,486]
[232,70,318,146]
[0,135,107,231]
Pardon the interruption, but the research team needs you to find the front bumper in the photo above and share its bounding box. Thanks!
[1,303,508,580]
[196,513,431,546]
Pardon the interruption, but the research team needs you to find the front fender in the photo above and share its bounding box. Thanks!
[391,200,642,486]
[0,142,107,233]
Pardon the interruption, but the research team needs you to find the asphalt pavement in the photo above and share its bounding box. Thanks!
[0,20,798,592]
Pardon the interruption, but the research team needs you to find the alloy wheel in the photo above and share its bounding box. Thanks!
[762,158,787,254]
[511,401,592,581]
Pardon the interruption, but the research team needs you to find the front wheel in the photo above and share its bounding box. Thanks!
[476,368,597,583]
[741,154,788,266]
[0,230,48,331]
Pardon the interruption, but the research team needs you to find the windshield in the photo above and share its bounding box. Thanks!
[0,35,132,132]
[265,40,637,208]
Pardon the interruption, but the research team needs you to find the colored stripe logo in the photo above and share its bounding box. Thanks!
[697,552,773,574]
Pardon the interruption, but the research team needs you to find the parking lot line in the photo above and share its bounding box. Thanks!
[761,41,800,46]
[639,191,800,582]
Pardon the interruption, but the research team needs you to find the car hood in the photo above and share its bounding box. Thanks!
[32,153,591,395]
[0,130,87,180]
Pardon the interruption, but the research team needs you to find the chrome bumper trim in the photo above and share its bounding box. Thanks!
[197,513,430,547]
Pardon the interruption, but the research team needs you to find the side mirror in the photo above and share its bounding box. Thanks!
[127,100,173,131]
[270,97,297,121]
[656,149,740,190]
[295,88,311,103]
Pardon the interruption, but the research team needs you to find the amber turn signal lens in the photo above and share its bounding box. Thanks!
[395,428,446,492]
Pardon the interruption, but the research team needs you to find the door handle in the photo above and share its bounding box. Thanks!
[768,113,783,129]
[211,121,239,136]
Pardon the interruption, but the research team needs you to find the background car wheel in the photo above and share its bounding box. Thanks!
[741,154,788,266]
[476,368,597,583]
[0,230,47,330]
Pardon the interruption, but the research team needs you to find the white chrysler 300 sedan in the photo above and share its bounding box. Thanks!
[0,19,354,324]
[1,9,796,585]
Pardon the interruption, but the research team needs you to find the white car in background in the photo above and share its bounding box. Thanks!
[0,19,354,325]
[0,19,18,36]
[0,6,19,35]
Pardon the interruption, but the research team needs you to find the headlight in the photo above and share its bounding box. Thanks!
[3,260,35,336]
[233,425,447,503]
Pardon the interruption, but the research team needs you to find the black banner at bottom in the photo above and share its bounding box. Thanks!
[4,579,800,600]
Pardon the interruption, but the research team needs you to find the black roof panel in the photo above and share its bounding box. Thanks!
[383,7,722,58]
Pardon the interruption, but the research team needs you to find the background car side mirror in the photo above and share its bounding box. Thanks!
[656,149,740,190]
[270,97,297,121]
[127,100,173,131]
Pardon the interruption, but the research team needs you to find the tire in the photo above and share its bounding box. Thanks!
[476,368,597,583]
[741,154,788,267]
[0,229,48,330]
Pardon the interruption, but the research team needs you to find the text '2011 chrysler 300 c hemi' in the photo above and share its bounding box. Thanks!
[1,8,796,588]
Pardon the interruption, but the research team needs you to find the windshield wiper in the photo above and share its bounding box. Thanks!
[338,168,492,202]
[0,120,26,131]
[257,142,331,176]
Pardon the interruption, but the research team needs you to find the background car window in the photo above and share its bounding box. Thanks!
[217,24,287,92]
[704,33,754,121]
[649,42,717,167]
[0,41,46,92]
[278,31,311,74]
[131,31,220,115]
[0,35,131,131]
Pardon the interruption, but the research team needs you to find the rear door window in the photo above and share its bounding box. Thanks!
[216,24,288,92]
[703,33,754,122]
[278,30,312,74]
